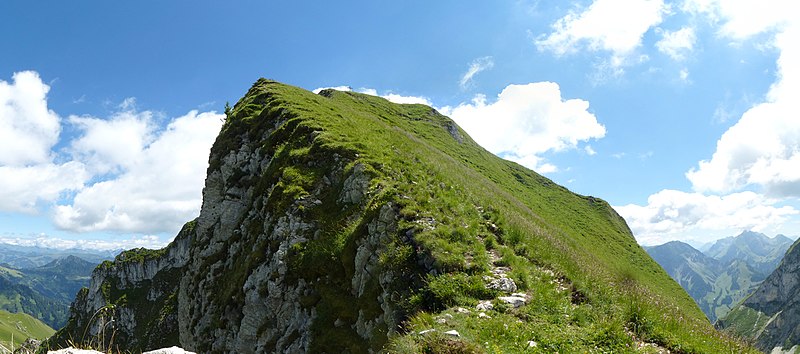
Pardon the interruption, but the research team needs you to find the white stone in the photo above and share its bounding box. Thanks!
[498,296,527,308]
[444,330,460,337]
[476,300,494,311]
[419,329,436,335]
[143,347,197,354]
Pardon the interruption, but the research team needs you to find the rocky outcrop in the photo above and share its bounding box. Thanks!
[44,226,191,352]
[46,80,428,353]
[718,239,800,352]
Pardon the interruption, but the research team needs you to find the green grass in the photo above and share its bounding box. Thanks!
[717,306,769,340]
[210,79,757,352]
[0,309,54,352]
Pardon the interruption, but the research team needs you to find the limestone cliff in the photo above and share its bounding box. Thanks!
[718,238,800,352]
[44,79,756,353]
[45,80,429,353]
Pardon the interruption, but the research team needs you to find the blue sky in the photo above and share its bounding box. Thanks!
[1,0,798,249]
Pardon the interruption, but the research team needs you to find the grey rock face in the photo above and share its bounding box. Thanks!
[719,240,800,352]
[55,81,430,354]
[62,230,191,351]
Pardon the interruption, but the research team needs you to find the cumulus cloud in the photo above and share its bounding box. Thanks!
[379,92,432,105]
[0,71,61,166]
[460,56,495,88]
[656,27,696,60]
[686,8,800,197]
[54,110,223,233]
[69,108,155,174]
[616,189,799,245]
[0,71,89,212]
[441,82,606,172]
[536,0,667,68]
[682,0,795,39]
[311,86,351,94]
[0,163,88,213]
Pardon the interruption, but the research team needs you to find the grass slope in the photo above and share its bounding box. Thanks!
[0,309,54,352]
[214,79,755,352]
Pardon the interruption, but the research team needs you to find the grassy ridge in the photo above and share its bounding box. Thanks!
[0,309,54,352]
[218,80,756,352]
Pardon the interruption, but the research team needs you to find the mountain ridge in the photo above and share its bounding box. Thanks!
[704,231,794,275]
[0,243,116,270]
[44,79,755,353]
[645,231,791,322]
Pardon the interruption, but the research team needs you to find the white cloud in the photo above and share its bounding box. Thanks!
[679,68,690,81]
[312,86,351,94]
[656,26,696,60]
[0,163,88,213]
[536,0,668,68]
[54,110,223,233]
[682,0,795,39]
[1,71,225,233]
[0,71,61,166]
[441,82,606,172]
[312,86,432,105]
[609,4,800,244]
[460,56,495,88]
[381,93,432,105]
[0,72,89,212]
[69,109,155,174]
[616,189,799,245]
[0,234,167,251]
[687,14,800,197]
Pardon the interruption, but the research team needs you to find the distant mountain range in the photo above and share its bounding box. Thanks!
[0,243,115,329]
[645,231,794,322]
[0,243,119,269]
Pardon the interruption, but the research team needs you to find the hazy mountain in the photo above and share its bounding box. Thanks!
[704,231,794,275]
[21,256,98,303]
[0,243,117,269]
[645,231,790,322]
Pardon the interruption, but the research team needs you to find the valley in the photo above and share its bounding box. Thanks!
[645,231,794,322]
